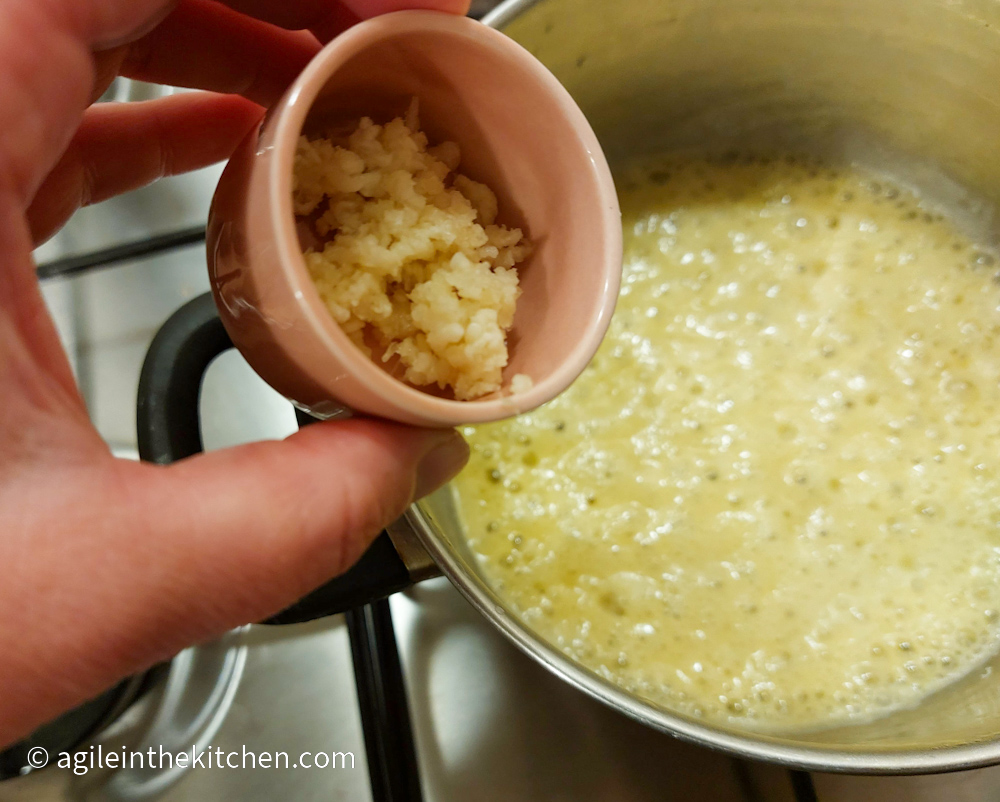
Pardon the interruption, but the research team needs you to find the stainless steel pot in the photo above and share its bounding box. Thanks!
[415,0,1000,774]
[139,0,1000,776]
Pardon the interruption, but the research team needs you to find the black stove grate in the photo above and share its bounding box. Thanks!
[37,225,207,281]
[790,770,818,802]
[347,600,424,801]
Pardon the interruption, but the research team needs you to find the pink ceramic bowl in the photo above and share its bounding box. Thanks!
[207,10,621,427]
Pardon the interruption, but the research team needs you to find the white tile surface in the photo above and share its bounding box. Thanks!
[70,242,208,449]
[201,352,298,452]
[35,167,222,262]
[58,252,296,452]
[73,245,207,344]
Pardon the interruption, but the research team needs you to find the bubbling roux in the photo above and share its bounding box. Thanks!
[451,156,1000,732]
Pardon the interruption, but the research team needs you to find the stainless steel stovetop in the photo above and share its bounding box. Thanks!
[5,24,1000,802]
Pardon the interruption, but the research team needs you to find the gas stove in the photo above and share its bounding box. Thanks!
[5,9,1000,801]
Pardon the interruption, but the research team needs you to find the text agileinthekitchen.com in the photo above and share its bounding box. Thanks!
[23,744,356,776]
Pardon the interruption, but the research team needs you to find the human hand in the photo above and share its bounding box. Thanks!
[0,0,470,748]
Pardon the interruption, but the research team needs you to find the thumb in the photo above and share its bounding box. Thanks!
[130,419,469,636]
[0,419,468,748]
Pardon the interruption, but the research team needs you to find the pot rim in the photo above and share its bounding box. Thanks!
[407,502,1000,775]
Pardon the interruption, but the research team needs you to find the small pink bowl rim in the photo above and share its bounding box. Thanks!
[266,10,622,425]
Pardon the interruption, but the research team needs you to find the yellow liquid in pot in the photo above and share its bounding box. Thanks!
[452,156,1000,732]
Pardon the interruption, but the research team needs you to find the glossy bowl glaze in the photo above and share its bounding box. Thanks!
[207,10,620,427]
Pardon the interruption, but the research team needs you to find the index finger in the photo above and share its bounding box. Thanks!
[220,0,471,32]
[0,0,469,211]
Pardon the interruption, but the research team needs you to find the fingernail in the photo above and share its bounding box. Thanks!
[414,431,470,499]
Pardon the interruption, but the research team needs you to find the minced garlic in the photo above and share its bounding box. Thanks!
[293,102,532,401]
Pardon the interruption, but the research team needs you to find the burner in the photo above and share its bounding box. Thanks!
[0,675,150,782]
[0,634,246,795]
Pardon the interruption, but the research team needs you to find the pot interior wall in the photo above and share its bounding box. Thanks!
[504,0,1000,236]
[424,0,1000,760]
